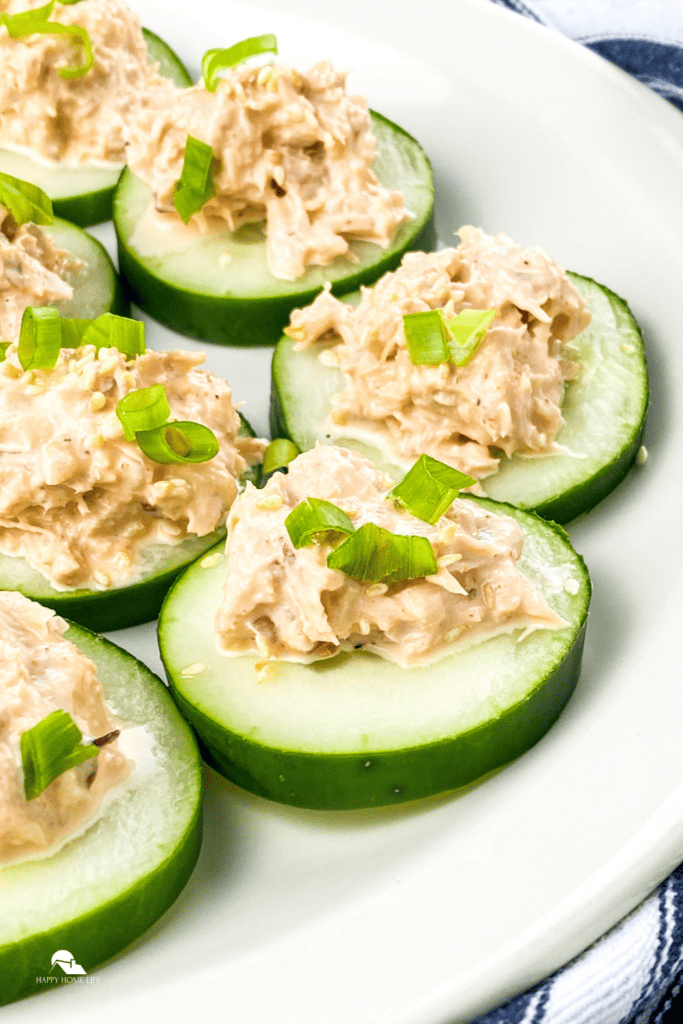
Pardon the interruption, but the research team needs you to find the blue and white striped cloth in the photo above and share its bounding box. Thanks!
[475,5,683,1021]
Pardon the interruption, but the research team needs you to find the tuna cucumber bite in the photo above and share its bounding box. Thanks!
[159,445,590,810]
[0,591,202,1005]
[272,227,648,523]
[0,0,192,226]
[114,34,434,345]
[0,308,264,631]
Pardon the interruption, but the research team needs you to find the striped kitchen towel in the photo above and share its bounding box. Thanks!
[480,8,683,1022]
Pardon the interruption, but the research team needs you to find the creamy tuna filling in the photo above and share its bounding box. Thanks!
[0,345,263,590]
[215,445,564,668]
[288,227,591,478]
[0,205,79,342]
[0,591,131,865]
[0,0,177,165]
[126,60,411,280]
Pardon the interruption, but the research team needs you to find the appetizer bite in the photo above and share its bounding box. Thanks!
[0,591,202,1005]
[115,34,434,344]
[0,0,191,225]
[0,310,264,630]
[272,228,648,523]
[159,445,590,810]
[0,171,125,329]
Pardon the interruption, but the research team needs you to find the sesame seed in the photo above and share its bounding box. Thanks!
[255,635,271,658]
[100,355,120,374]
[365,583,388,597]
[256,494,283,510]
[122,522,146,539]
[201,551,224,569]
[564,578,580,596]
[438,524,458,544]
[81,369,98,391]
[621,343,635,355]
[123,371,136,388]
[76,352,95,370]
[88,434,105,448]
[91,391,106,412]
[181,663,205,677]
[636,445,648,466]
[257,65,272,86]
[437,553,462,568]
[24,384,43,397]
[358,619,371,635]
[445,626,463,643]
[93,569,110,587]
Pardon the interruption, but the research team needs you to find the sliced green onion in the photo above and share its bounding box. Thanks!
[0,2,94,80]
[391,454,476,525]
[18,306,62,371]
[0,171,53,227]
[402,309,450,365]
[173,135,216,224]
[81,312,145,357]
[135,421,219,464]
[262,438,299,477]
[21,709,97,801]
[0,342,9,362]
[59,317,91,348]
[444,308,496,366]
[285,498,355,549]
[327,522,437,585]
[202,34,278,92]
[116,384,170,442]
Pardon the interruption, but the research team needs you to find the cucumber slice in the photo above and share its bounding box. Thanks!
[0,414,258,633]
[0,29,192,228]
[114,112,435,346]
[49,216,128,318]
[159,499,590,810]
[0,621,202,1007]
[270,273,648,524]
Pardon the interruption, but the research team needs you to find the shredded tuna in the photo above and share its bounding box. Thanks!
[0,0,177,165]
[0,591,131,865]
[126,60,411,280]
[0,204,79,342]
[288,228,591,478]
[215,445,564,667]
[0,344,265,589]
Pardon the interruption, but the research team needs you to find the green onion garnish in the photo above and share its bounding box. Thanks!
[202,34,278,92]
[285,497,355,549]
[391,454,476,525]
[402,309,450,365]
[444,308,496,366]
[116,384,170,442]
[261,438,299,477]
[327,522,437,586]
[21,709,97,801]
[0,1,94,80]
[0,171,53,227]
[402,307,496,366]
[58,317,91,348]
[0,342,9,362]
[173,135,216,224]
[81,312,145,357]
[135,421,219,464]
[18,306,62,371]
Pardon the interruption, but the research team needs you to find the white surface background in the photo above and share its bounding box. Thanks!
[6,0,683,1021]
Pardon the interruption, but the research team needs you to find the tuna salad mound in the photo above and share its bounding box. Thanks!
[0,0,176,166]
[125,58,412,280]
[0,203,78,341]
[0,591,130,865]
[0,344,262,590]
[215,445,564,667]
[287,227,591,479]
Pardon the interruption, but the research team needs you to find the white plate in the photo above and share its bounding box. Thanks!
[8,0,683,1021]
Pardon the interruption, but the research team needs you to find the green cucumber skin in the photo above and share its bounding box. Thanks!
[269,273,648,525]
[114,111,435,347]
[172,629,583,810]
[83,226,130,318]
[160,503,590,810]
[0,623,202,1006]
